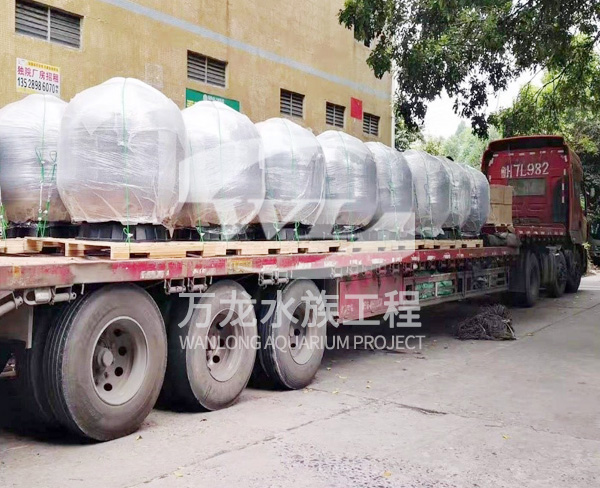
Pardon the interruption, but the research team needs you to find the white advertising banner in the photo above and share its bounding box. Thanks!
[16,58,61,97]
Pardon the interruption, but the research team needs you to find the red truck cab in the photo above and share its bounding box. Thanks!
[482,135,587,244]
[482,135,587,305]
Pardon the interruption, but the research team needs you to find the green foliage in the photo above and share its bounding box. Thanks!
[490,44,600,221]
[339,0,600,137]
[412,136,444,157]
[411,122,500,167]
[442,122,500,167]
[394,105,421,150]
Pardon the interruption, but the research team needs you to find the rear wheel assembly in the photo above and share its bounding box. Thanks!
[514,251,541,308]
[44,285,167,441]
[255,280,326,390]
[564,248,583,293]
[15,306,62,427]
[546,252,568,298]
[163,280,257,411]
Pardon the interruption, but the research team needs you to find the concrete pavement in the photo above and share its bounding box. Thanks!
[1,275,599,487]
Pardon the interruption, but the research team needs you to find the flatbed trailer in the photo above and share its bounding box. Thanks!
[0,135,589,442]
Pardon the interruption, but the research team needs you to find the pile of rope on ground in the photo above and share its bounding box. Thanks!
[454,304,516,341]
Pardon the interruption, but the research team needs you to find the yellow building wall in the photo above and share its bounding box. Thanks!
[0,0,392,143]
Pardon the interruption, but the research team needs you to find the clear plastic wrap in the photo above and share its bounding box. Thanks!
[57,77,187,226]
[462,165,491,235]
[365,142,414,236]
[439,157,472,230]
[316,131,378,232]
[176,101,265,236]
[256,118,325,228]
[403,150,451,238]
[0,94,69,225]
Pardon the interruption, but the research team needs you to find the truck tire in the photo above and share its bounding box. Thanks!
[255,280,326,390]
[163,281,257,411]
[515,252,541,308]
[15,306,61,427]
[564,248,583,293]
[44,285,167,441]
[546,252,567,298]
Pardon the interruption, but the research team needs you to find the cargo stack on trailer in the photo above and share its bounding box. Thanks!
[0,77,588,442]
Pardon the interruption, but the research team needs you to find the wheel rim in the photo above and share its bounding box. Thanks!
[205,310,244,382]
[288,302,319,365]
[92,317,148,406]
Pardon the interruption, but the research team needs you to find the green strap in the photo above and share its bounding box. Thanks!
[36,157,57,238]
[121,79,132,244]
[0,149,7,239]
[386,148,401,239]
[187,138,204,242]
[215,103,225,238]
[282,120,300,241]
[34,96,57,238]
[336,132,353,236]
[0,205,7,240]
[416,152,434,238]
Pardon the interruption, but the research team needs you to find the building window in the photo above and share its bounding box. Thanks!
[363,113,380,136]
[187,51,227,88]
[15,0,81,49]
[280,89,304,118]
[326,102,345,128]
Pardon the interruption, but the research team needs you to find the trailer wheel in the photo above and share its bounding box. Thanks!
[256,280,326,390]
[546,252,568,298]
[15,307,61,427]
[564,248,583,293]
[44,285,167,441]
[163,281,257,411]
[515,252,541,308]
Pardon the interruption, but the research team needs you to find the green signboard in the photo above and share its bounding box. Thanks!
[185,88,241,111]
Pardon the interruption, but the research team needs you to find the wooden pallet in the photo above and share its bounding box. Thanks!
[20,237,214,260]
[456,239,484,249]
[0,237,484,260]
[9,238,347,260]
[298,241,343,254]
[0,238,29,255]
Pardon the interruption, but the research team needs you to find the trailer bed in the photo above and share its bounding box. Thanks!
[0,245,518,291]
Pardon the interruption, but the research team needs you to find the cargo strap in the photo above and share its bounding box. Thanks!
[35,95,59,238]
[121,79,133,244]
[0,161,6,240]
[337,132,355,242]
[0,202,6,240]
[386,148,401,239]
[282,119,300,241]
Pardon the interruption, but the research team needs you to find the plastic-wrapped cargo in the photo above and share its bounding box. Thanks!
[439,157,472,230]
[256,118,325,230]
[404,150,451,238]
[57,77,186,227]
[177,101,264,237]
[462,165,491,235]
[0,94,70,227]
[316,131,378,233]
[365,142,414,237]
